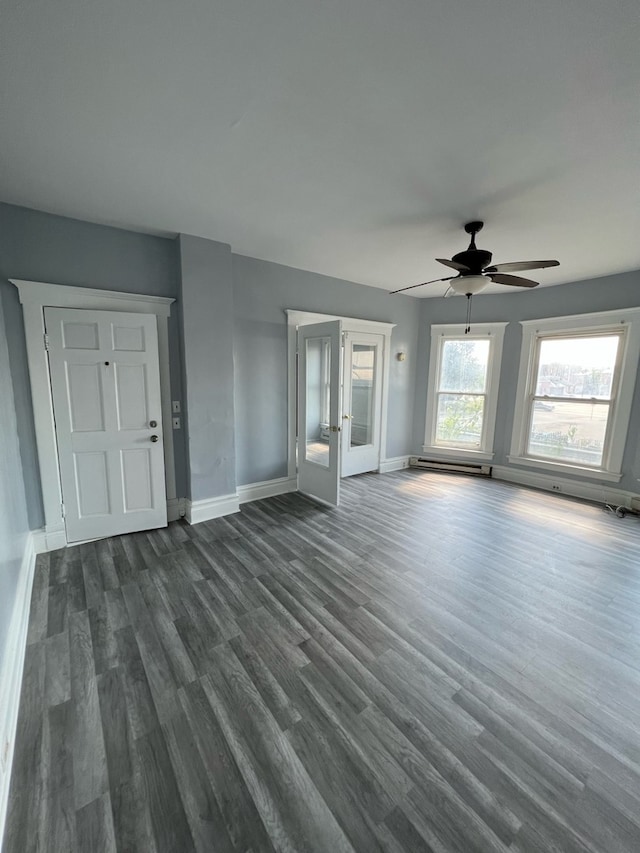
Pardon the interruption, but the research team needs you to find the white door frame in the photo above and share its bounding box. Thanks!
[11,279,176,550]
[285,309,395,480]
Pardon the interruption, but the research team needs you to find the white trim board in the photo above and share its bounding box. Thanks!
[31,498,185,553]
[185,493,240,525]
[492,464,639,508]
[0,533,37,847]
[238,476,298,504]
[378,456,411,473]
[167,498,186,522]
[10,279,176,549]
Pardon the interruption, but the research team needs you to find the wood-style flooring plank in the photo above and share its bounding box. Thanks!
[4,471,640,853]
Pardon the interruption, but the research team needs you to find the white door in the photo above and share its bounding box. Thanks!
[341,332,384,477]
[297,320,342,506]
[45,307,167,542]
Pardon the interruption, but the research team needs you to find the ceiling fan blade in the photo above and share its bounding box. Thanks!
[389,276,454,295]
[489,273,539,288]
[484,260,559,273]
[436,258,470,272]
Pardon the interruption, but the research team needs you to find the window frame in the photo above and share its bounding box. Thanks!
[423,323,507,460]
[509,308,640,482]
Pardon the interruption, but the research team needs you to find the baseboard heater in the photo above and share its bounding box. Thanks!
[409,457,492,477]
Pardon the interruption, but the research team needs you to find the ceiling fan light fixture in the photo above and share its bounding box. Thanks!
[450,275,488,295]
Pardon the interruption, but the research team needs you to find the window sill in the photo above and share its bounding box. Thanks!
[421,446,495,462]
[506,455,622,483]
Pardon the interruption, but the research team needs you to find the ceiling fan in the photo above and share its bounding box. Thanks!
[390,221,559,332]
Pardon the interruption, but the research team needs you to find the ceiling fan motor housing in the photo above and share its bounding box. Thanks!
[452,248,493,274]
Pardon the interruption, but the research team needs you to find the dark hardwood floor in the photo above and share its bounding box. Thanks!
[4,470,640,852]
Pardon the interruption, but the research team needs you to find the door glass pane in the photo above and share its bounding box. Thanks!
[305,337,330,467]
[439,339,490,393]
[435,394,485,447]
[350,344,376,447]
[535,335,619,399]
[527,400,609,466]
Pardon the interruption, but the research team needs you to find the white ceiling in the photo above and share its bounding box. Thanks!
[1,0,638,296]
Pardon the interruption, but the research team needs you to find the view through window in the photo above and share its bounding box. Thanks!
[435,338,490,448]
[526,333,621,467]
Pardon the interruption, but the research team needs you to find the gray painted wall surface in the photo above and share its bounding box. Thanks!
[413,270,640,493]
[0,295,30,688]
[179,235,237,501]
[0,203,187,527]
[232,254,421,486]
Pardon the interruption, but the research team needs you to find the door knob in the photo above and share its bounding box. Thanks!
[149,420,157,428]
[342,414,353,419]
[330,425,341,432]
[150,435,159,442]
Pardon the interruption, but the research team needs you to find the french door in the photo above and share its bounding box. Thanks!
[297,320,342,506]
[341,332,384,477]
[45,307,167,542]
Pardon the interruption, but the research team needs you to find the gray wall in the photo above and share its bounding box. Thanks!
[0,203,187,527]
[179,235,237,501]
[0,295,30,689]
[232,254,421,485]
[413,270,640,492]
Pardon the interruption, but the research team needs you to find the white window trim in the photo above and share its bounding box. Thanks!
[509,307,640,482]
[423,322,507,459]
[10,279,176,550]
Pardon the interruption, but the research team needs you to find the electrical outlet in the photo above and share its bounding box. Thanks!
[172,400,181,414]
[552,484,561,491]
[172,417,181,430]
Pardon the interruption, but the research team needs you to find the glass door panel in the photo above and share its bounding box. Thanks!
[342,333,383,477]
[304,336,331,468]
[350,343,376,448]
[297,320,342,505]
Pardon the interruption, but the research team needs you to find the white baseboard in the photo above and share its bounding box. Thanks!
[492,464,639,508]
[166,498,186,522]
[32,499,186,552]
[185,493,240,525]
[238,475,298,504]
[378,456,410,474]
[0,532,37,846]
[32,524,66,554]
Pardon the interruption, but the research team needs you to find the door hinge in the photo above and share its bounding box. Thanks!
[44,333,50,351]
[61,502,65,519]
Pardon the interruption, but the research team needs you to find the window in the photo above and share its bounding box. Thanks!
[423,323,506,459]
[510,309,640,481]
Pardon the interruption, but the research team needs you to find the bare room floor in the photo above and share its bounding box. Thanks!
[4,471,640,852]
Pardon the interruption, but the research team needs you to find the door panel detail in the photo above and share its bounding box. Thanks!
[121,449,153,511]
[74,451,110,516]
[62,321,99,350]
[115,363,149,430]
[66,364,105,432]
[112,323,145,352]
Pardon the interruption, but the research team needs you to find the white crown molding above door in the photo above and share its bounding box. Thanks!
[11,279,176,549]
